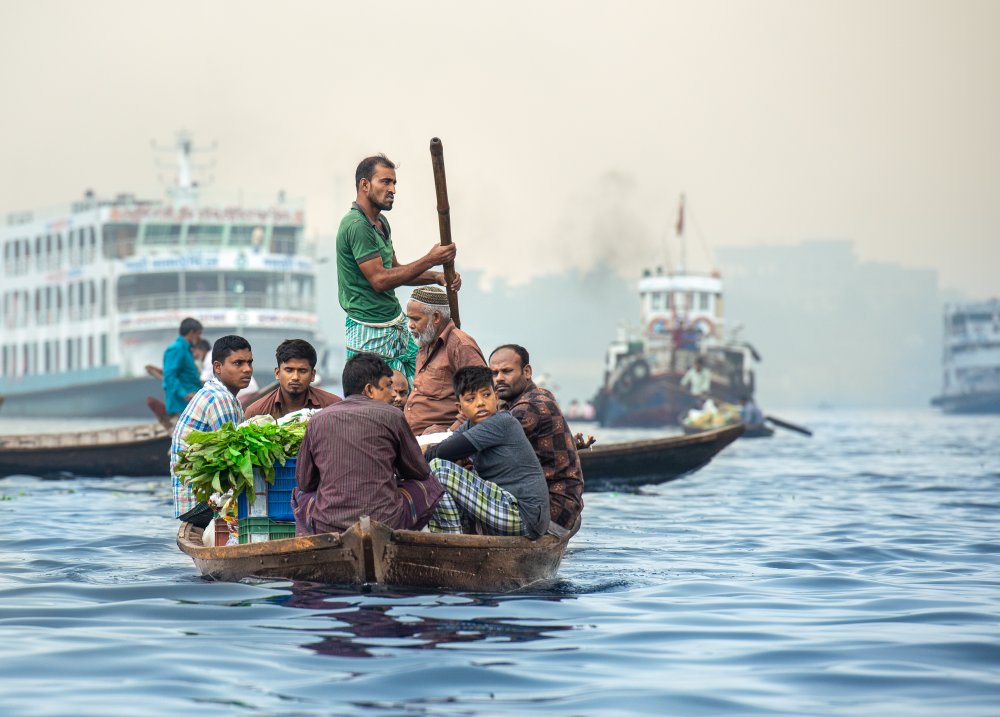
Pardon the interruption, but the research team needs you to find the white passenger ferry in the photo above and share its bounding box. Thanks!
[931,299,1000,414]
[0,134,319,418]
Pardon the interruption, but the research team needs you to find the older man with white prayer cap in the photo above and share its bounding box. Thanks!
[403,286,486,435]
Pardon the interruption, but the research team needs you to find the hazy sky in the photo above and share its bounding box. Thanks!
[2,0,997,297]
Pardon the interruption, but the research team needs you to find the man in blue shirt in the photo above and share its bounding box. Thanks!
[172,335,254,526]
[163,317,204,415]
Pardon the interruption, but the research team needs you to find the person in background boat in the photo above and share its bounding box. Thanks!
[390,369,410,411]
[162,317,204,415]
[489,344,584,531]
[292,353,458,535]
[739,395,764,425]
[171,335,254,527]
[337,153,461,382]
[681,356,712,399]
[244,339,342,420]
[192,338,210,375]
[423,366,550,538]
[404,286,487,435]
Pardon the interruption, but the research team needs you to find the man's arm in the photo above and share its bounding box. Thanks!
[391,256,463,291]
[395,415,434,481]
[295,426,321,493]
[358,244,457,293]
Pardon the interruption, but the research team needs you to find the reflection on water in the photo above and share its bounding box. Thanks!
[276,585,572,658]
[1,410,1000,716]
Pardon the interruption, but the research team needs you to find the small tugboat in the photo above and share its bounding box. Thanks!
[931,299,1000,414]
[593,196,761,428]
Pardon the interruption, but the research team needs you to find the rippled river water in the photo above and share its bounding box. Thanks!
[1,410,998,716]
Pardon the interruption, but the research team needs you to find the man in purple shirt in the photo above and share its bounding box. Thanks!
[292,353,459,535]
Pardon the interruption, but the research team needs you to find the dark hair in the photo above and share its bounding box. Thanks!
[489,344,530,368]
[275,338,317,368]
[179,317,203,336]
[212,335,252,365]
[453,365,494,399]
[355,154,396,190]
[195,338,211,352]
[342,353,392,397]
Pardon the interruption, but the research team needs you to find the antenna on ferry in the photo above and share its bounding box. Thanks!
[676,194,686,275]
[151,131,217,202]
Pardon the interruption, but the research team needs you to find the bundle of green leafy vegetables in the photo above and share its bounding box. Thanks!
[174,420,308,505]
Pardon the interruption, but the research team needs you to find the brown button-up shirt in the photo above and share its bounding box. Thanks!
[405,320,486,435]
[501,381,584,529]
[295,394,434,533]
[244,385,342,420]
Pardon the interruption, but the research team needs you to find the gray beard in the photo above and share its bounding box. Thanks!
[412,323,437,348]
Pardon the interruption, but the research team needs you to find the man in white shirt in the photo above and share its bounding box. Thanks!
[681,356,712,398]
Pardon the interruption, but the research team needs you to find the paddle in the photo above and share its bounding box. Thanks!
[765,414,813,437]
[429,137,461,328]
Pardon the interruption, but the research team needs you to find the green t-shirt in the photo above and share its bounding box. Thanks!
[336,203,402,323]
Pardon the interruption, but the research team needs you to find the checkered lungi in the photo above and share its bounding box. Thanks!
[292,476,454,535]
[426,458,526,536]
[344,313,418,382]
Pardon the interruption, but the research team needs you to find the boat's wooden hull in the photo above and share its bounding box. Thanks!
[579,423,744,490]
[0,422,171,478]
[177,516,578,591]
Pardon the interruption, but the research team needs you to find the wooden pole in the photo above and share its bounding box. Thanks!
[429,137,460,328]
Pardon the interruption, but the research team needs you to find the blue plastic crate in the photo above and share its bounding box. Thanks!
[237,457,296,521]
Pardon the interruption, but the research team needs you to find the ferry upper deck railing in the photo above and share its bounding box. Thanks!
[117,292,315,314]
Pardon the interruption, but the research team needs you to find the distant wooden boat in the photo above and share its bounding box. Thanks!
[579,422,744,490]
[0,422,170,478]
[681,421,774,438]
[176,515,579,591]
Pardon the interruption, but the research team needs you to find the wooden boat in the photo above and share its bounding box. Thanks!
[578,422,744,491]
[682,421,774,438]
[0,422,170,478]
[176,515,579,591]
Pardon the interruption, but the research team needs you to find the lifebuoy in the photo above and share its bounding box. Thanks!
[629,359,650,382]
[648,318,670,335]
[692,316,715,337]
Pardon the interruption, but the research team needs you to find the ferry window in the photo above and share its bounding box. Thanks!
[56,234,64,268]
[187,224,224,246]
[103,223,138,258]
[651,292,664,311]
[88,336,94,368]
[35,236,43,270]
[100,278,107,316]
[88,226,97,262]
[100,334,108,366]
[34,289,42,325]
[271,226,299,255]
[230,225,267,249]
[45,234,53,268]
[699,292,710,310]
[143,223,182,246]
[44,342,51,373]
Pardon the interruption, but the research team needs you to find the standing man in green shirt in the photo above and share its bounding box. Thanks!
[337,153,461,381]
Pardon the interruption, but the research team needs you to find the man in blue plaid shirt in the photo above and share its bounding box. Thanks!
[171,335,255,526]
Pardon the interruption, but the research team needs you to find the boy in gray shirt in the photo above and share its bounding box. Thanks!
[424,366,550,538]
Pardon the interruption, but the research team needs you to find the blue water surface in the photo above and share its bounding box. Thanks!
[0,410,998,716]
